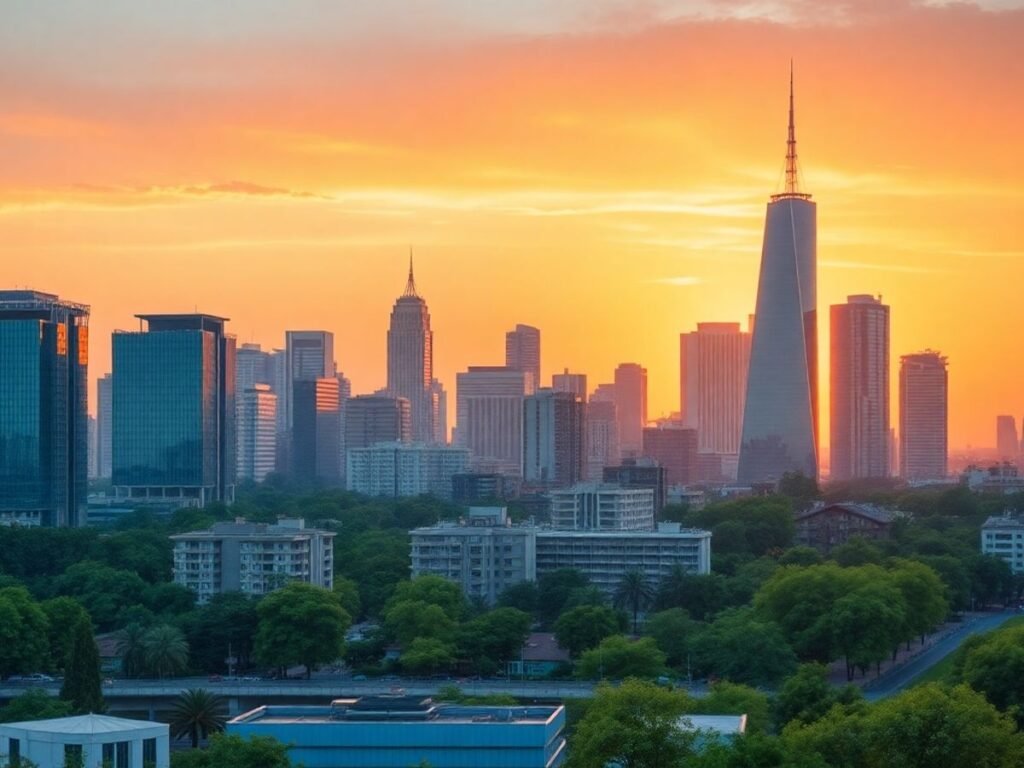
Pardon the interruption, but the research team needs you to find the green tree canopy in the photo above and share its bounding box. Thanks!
[537,569,590,627]
[383,600,456,647]
[60,615,104,714]
[0,587,50,679]
[554,605,621,658]
[169,689,227,749]
[400,638,456,676]
[385,575,465,621]
[143,624,190,679]
[254,582,351,677]
[576,635,666,680]
[0,688,72,723]
[645,608,696,669]
[171,733,293,768]
[40,597,91,675]
[691,608,797,687]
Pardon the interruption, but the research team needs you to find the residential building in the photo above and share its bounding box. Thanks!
[292,378,341,483]
[642,424,698,486]
[0,715,169,768]
[997,415,1019,460]
[505,324,541,391]
[228,696,566,768]
[410,507,536,605]
[171,518,335,604]
[982,515,1024,574]
[387,258,439,444]
[344,395,412,455]
[962,463,1024,495]
[455,366,533,476]
[585,398,619,481]
[236,384,277,483]
[112,313,236,506]
[0,290,90,527]
[739,72,818,483]
[899,350,948,481]
[603,459,667,513]
[614,363,648,458]
[548,483,655,531]
[552,369,587,400]
[347,443,470,499]
[523,389,585,488]
[680,322,751,462]
[96,373,113,480]
[830,295,890,481]
[793,502,897,555]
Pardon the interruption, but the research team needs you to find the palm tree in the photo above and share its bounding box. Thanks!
[115,623,149,679]
[614,570,655,634]
[655,564,689,611]
[169,689,226,749]
[142,625,189,679]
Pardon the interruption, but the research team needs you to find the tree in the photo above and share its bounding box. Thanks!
[697,681,772,734]
[143,624,190,679]
[116,623,150,679]
[830,537,884,567]
[614,570,655,634]
[383,600,455,647]
[40,597,91,675]
[182,592,260,674]
[778,547,823,567]
[567,680,695,768]
[170,733,292,768]
[690,608,796,687]
[456,608,531,675]
[645,608,696,669]
[170,689,227,749]
[956,624,1024,719]
[0,688,72,723]
[655,571,730,620]
[52,562,147,631]
[775,664,862,727]
[60,615,104,714]
[0,587,50,679]
[497,581,540,615]
[554,605,621,658]
[400,637,456,675]
[778,472,819,511]
[829,581,906,680]
[537,569,590,627]
[888,559,947,646]
[576,636,665,680]
[333,578,362,620]
[385,576,465,621]
[254,582,350,677]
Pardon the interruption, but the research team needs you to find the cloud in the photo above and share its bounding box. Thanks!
[819,259,949,274]
[178,181,319,198]
[650,275,704,286]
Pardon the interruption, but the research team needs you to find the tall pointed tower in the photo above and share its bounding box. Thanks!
[737,67,818,484]
[387,253,439,443]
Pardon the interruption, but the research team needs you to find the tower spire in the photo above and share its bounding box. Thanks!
[403,247,419,298]
[785,60,799,195]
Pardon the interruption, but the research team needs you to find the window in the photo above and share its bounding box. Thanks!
[117,741,130,767]
[64,744,84,768]
[103,743,116,764]
[143,738,157,766]
[8,738,19,767]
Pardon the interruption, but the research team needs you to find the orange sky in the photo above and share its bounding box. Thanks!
[1,1,1022,453]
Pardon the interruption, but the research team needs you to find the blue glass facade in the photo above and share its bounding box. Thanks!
[112,315,235,503]
[0,291,89,527]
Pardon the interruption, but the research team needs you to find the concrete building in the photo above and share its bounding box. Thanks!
[236,384,277,483]
[997,415,1019,461]
[344,395,411,455]
[236,342,274,393]
[112,314,236,507]
[739,72,818,484]
[552,369,587,400]
[0,290,90,527]
[228,695,566,768]
[614,363,648,458]
[347,443,470,499]
[292,378,341,483]
[506,633,571,679]
[642,424,698,487]
[962,463,1024,495]
[96,373,113,480]
[284,331,335,438]
[680,322,751,463]
[982,515,1024,574]
[523,389,585,489]
[793,502,896,555]
[171,518,334,604]
[899,350,948,481]
[548,483,655,531]
[505,324,541,391]
[830,295,890,481]
[585,398,619,481]
[455,366,534,476]
[603,460,667,514]
[410,508,536,605]
[451,473,517,504]
[0,714,169,768]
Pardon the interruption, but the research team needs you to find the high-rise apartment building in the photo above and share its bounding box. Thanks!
[455,366,534,476]
[237,384,277,483]
[96,372,113,480]
[284,330,335,426]
[523,389,585,488]
[997,415,1019,460]
[236,342,273,392]
[292,378,341,483]
[585,398,619,481]
[642,424,698,487]
[112,314,236,505]
[505,324,541,391]
[344,395,412,453]
[548,484,656,531]
[387,258,439,444]
[830,295,890,481]
[614,363,647,458]
[899,351,948,481]
[428,379,448,445]
[680,322,751,458]
[603,460,667,513]
[0,291,90,527]
[739,70,818,484]
[552,369,587,400]
[346,443,470,499]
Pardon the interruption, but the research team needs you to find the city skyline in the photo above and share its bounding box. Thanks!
[3,2,1023,451]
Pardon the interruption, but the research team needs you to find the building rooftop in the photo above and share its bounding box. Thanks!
[170,517,334,541]
[0,714,166,735]
[795,502,897,525]
[679,714,748,736]
[983,515,1024,530]
[521,633,570,663]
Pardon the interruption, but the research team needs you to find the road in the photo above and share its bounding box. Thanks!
[864,610,1017,700]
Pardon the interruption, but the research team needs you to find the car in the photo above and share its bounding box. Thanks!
[352,674,368,681]
[9,673,55,683]
[207,674,223,682]
[240,676,262,682]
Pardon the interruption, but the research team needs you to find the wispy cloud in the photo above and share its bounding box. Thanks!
[650,275,703,286]
[819,259,950,275]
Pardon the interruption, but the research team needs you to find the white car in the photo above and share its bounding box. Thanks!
[8,673,55,683]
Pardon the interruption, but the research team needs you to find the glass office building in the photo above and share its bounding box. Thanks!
[112,314,235,506]
[0,290,90,527]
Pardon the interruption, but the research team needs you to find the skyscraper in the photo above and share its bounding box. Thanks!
[292,377,341,483]
[0,290,90,527]
[614,363,647,458]
[113,313,236,505]
[553,369,588,400]
[996,415,1019,460]
[523,389,585,488]
[344,395,412,451]
[505,324,541,390]
[899,351,948,481]
[237,384,277,482]
[642,424,698,487]
[738,68,818,484]
[96,372,113,480]
[455,366,534,476]
[236,342,273,393]
[387,257,438,444]
[680,322,751,459]
[284,331,335,425]
[830,295,890,481]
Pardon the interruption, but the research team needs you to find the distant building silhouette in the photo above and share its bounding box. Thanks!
[455,366,534,476]
[505,324,541,391]
[552,369,587,400]
[523,388,585,488]
[345,395,411,454]
[997,415,1019,460]
[96,373,113,480]
[292,378,341,483]
[642,424,698,487]
[237,384,277,482]
[899,351,948,481]
[614,363,648,458]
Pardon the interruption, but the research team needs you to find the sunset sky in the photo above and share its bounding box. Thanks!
[2,0,1023,454]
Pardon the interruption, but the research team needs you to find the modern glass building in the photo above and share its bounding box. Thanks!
[0,290,90,527]
[738,70,818,484]
[112,314,235,506]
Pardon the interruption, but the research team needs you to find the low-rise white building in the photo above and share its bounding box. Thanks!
[0,714,169,768]
[548,484,655,531]
[981,515,1024,573]
[347,443,470,499]
[171,517,334,604]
